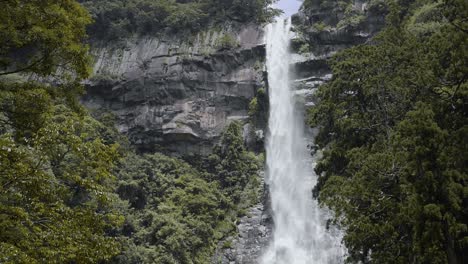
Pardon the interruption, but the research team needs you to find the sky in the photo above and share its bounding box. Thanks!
[273,0,303,17]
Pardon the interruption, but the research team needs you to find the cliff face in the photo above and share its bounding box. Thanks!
[291,0,387,106]
[293,0,386,55]
[83,24,266,155]
[81,1,385,156]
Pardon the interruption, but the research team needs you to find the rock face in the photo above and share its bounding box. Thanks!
[83,24,266,155]
[292,0,386,57]
[291,0,387,105]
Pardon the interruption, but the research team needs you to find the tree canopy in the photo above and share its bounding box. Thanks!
[0,1,265,263]
[78,0,280,40]
[109,121,263,264]
[0,1,120,262]
[309,0,467,262]
[0,0,92,80]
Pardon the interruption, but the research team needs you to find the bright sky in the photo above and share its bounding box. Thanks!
[273,0,303,17]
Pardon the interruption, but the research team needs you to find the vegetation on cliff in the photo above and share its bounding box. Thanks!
[249,87,269,129]
[309,0,467,263]
[302,0,387,31]
[0,1,263,263]
[78,0,280,39]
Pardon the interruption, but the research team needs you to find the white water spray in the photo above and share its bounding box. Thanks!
[261,18,345,264]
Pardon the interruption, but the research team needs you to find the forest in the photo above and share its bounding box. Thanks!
[308,0,467,263]
[0,0,466,263]
[78,0,280,39]
[0,0,267,263]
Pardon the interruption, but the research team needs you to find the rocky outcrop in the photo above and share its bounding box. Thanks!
[292,0,386,57]
[83,24,266,155]
[290,0,387,105]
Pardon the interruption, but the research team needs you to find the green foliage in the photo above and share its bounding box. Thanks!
[1,1,267,263]
[216,34,240,50]
[334,1,367,30]
[0,84,122,263]
[79,0,280,40]
[303,0,387,32]
[249,98,259,118]
[204,122,262,198]
[0,88,263,264]
[313,21,330,32]
[0,0,92,80]
[368,0,387,12]
[336,14,366,29]
[222,239,233,249]
[0,1,124,262]
[111,152,231,263]
[298,43,311,54]
[309,1,467,262]
[203,121,263,214]
[111,121,263,263]
[248,88,268,128]
[407,2,444,36]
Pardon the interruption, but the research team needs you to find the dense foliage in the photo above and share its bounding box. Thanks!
[249,87,269,128]
[309,0,467,263]
[0,84,123,263]
[302,0,387,30]
[111,153,230,263]
[0,1,264,263]
[78,0,280,39]
[110,121,262,264]
[0,2,121,262]
[0,0,92,80]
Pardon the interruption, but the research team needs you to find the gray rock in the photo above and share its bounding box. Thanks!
[292,0,386,58]
[82,24,266,155]
[291,0,386,108]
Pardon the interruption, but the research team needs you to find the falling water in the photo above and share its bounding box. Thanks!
[261,18,345,264]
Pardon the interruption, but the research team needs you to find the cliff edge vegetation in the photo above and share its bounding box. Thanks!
[78,0,281,40]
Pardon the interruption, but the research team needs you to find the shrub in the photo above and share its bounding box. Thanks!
[216,34,239,50]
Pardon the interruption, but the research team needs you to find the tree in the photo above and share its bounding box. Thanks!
[79,0,280,40]
[0,0,92,80]
[0,85,122,263]
[309,0,467,262]
[110,153,233,264]
[0,1,123,262]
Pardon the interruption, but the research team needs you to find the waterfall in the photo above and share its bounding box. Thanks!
[261,18,345,264]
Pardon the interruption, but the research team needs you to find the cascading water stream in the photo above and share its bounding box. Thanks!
[261,18,345,264]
